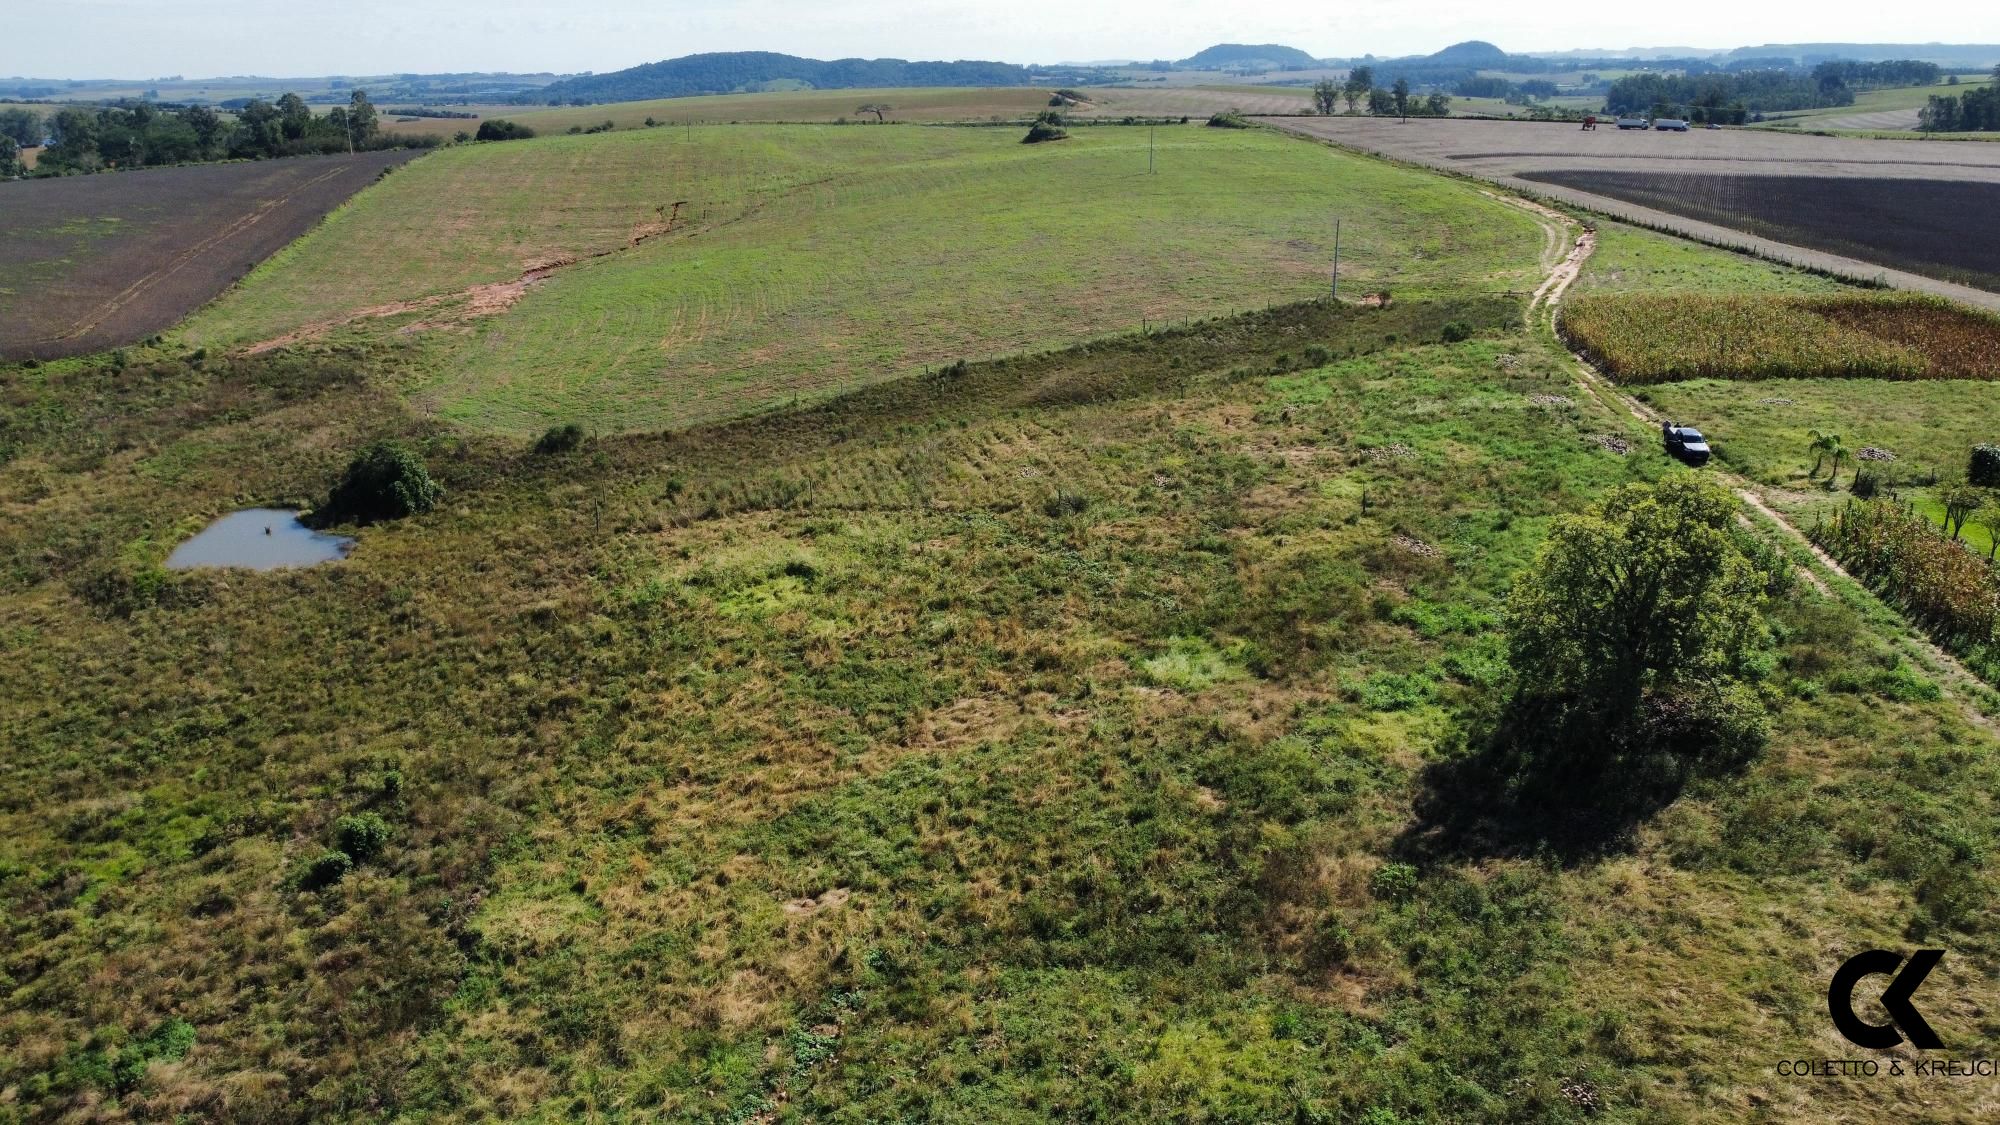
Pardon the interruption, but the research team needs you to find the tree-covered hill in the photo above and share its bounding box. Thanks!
[1178,43,1321,69]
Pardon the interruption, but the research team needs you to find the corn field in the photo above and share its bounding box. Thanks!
[1560,293,2000,385]
[1814,499,2000,649]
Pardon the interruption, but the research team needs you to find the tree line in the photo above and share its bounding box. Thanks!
[1920,67,2000,132]
[1604,60,1939,120]
[7,90,433,178]
[1606,70,1842,117]
[1310,70,1452,117]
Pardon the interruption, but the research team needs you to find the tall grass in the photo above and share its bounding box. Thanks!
[1561,292,2000,384]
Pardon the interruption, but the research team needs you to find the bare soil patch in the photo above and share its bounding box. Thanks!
[0,150,422,361]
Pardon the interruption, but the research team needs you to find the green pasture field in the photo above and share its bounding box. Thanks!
[10,284,2000,1119]
[373,86,1316,140]
[1755,80,1964,123]
[1575,219,1849,295]
[186,123,1547,434]
[10,104,2000,1123]
[1636,373,2000,484]
[384,88,1058,137]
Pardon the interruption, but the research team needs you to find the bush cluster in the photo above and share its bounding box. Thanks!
[1971,444,2000,487]
[317,440,442,526]
[475,119,536,141]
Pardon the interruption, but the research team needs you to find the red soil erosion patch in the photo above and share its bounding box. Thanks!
[0,150,423,362]
[241,199,688,354]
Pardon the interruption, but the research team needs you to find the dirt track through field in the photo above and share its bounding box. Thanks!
[1505,199,2000,729]
[238,205,687,354]
[1259,116,2000,314]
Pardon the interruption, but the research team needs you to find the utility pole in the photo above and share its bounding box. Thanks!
[1331,218,1342,299]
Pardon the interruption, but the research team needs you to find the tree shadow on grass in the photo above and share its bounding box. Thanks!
[1391,703,1738,868]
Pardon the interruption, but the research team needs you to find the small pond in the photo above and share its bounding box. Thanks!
[165,509,353,571]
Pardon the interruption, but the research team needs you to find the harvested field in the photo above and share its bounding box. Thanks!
[1257,115,2000,309]
[1521,172,2000,292]
[1561,292,2000,384]
[0,150,422,361]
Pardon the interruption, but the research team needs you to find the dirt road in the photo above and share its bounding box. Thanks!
[1502,200,2000,728]
[1258,115,2000,313]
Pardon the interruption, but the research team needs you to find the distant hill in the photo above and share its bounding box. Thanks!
[1425,41,1511,67]
[528,52,1033,104]
[1179,44,1320,69]
[1728,43,2000,67]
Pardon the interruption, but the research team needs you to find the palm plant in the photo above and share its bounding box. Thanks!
[1822,432,1849,489]
[1806,428,1839,479]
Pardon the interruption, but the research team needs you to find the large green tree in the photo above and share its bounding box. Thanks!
[1312,78,1341,115]
[276,92,312,141]
[347,88,379,148]
[0,107,41,147]
[1503,475,1771,783]
[1342,66,1373,113]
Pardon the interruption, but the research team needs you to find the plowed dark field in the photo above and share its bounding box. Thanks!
[1518,171,2000,293]
[0,150,422,361]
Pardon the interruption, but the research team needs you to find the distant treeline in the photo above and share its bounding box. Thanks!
[520,51,1106,105]
[1920,68,2000,131]
[384,106,479,119]
[1604,60,1940,117]
[13,91,435,177]
[1810,59,1941,88]
[1453,76,1563,102]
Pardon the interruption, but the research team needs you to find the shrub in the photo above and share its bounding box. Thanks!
[534,422,586,455]
[1043,489,1090,517]
[1440,320,1472,343]
[110,1018,196,1093]
[475,119,535,141]
[1971,444,2000,487]
[299,849,353,891]
[335,813,391,862]
[73,560,171,616]
[1206,111,1251,129]
[318,440,442,525]
[1369,862,1419,902]
[1023,121,1069,144]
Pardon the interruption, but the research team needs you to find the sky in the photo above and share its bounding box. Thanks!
[8,0,2000,79]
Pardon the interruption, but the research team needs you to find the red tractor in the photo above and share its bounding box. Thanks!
[1581,115,1598,131]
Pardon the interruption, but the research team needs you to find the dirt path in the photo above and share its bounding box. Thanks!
[238,207,683,355]
[1513,199,2000,731]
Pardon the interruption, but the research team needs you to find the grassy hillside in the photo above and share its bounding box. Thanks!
[11,281,2000,1120]
[1577,220,1848,295]
[374,87,1316,140]
[11,115,2000,1123]
[188,124,1546,434]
